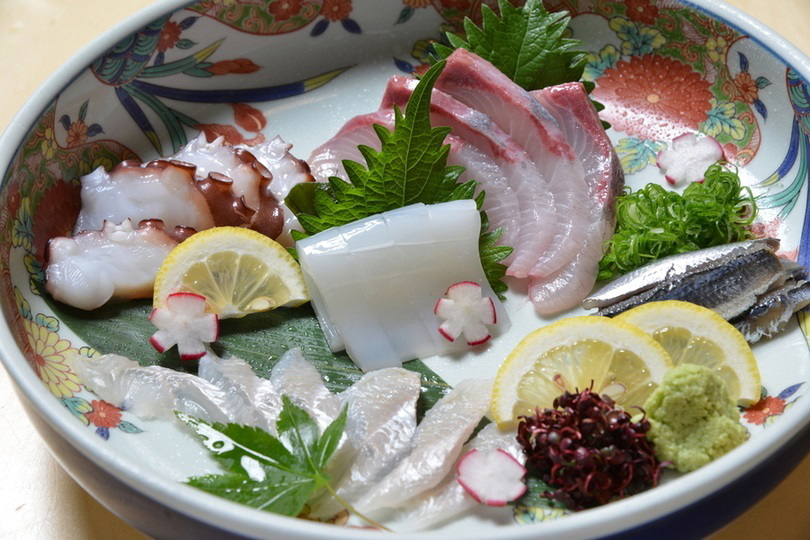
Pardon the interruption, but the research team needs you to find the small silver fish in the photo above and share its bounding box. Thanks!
[733,280,810,342]
[596,248,786,319]
[582,238,780,309]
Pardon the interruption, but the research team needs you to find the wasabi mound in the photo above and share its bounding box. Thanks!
[643,363,748,472]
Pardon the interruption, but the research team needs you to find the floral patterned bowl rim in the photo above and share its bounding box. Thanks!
[2,0,810,538]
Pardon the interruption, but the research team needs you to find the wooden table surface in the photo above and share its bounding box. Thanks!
[1,1,809,538]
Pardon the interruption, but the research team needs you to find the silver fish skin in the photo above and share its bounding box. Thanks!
[733,280,810,342]
[582,238,780,309]
[597,248,785,319]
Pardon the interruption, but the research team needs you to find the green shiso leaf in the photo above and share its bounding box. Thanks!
[598,164,758,280]
[179,397,347,517]
[432,0,587,93]
[286,60,511,295]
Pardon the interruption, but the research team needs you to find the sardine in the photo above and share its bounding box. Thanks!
[732,279,810,342]
[597,248,786,319]
[582,238,780,309]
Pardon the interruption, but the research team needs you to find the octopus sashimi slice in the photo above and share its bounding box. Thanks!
[238,136,316,246]
[435,48,589,277]
[527,83,625,314]
[354,378,493,513]
[69,354,250,426]
[172,133,268,210]
[269,348,342,432]
[45,219,178,311]
[387,423,525,532]
[310,367,421,518]
[197,353,282,434]
[381,76,555,264]
[74,160,214,234]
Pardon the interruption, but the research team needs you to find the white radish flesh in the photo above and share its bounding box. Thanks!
[656,133,723,185]
[456,448,527,506]
[434,281,497,345]
[149,292,219,361]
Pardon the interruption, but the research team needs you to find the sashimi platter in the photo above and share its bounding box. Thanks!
[3,0,810,538]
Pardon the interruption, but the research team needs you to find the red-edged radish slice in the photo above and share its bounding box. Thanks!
[149,292,219,361]
[456,449,527,506]
[656,133,723,185]
[434,281,497,346]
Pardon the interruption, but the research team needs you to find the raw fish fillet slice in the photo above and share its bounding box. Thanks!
[74,160,214,234]
[354,378,494,513]
[307,102,529,257]
[69,354,250,426]
[435,49,589,277]
[381,76,555,266]
[45,219,178,311]
[308,111,391,183]
[197,354,282,434]
[269,348,341,432]
[387,423,524,532]
[527,83,625,314]
[310,368,422,518]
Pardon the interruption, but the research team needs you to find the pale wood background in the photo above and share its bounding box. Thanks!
[0,1,808,538]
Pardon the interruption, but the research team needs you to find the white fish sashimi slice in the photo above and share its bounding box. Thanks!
[269,348,342,432]
[526,83,624,313]
[310,367,421,518]
[380,76,553,270]
[387,423,524,532]
[69,354,245,426]
[435,49,589,277]
[197,354,282,434]
[307,111,393,183]
[354,378,494,513]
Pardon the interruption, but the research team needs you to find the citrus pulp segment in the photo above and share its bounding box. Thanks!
[153,227,309,319]
[615,300,761,405]
[491,316,673,428]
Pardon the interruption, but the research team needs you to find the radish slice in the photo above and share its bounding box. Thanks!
[434,281,497,346]
[149,292,219,361]
[656,133,723,185]
[456,448,527,506]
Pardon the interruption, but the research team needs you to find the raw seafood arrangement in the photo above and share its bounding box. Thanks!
[31,0,810,532]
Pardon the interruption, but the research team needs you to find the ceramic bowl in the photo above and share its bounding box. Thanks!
[3,1,810,538]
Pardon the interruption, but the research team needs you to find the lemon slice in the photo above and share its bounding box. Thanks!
[153,227,309,318]
[616,300,760,405]
[491,316,673,428]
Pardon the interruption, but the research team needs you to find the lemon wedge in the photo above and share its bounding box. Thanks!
[491,316,673,428]
[616,300,760,405]
[153,227,309,318]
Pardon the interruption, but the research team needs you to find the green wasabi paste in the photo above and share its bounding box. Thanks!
[643,363,748,472]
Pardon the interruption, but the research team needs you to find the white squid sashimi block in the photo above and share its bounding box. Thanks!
[296,200,510,372]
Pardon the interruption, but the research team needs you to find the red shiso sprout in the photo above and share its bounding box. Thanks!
[516,388,662,510]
